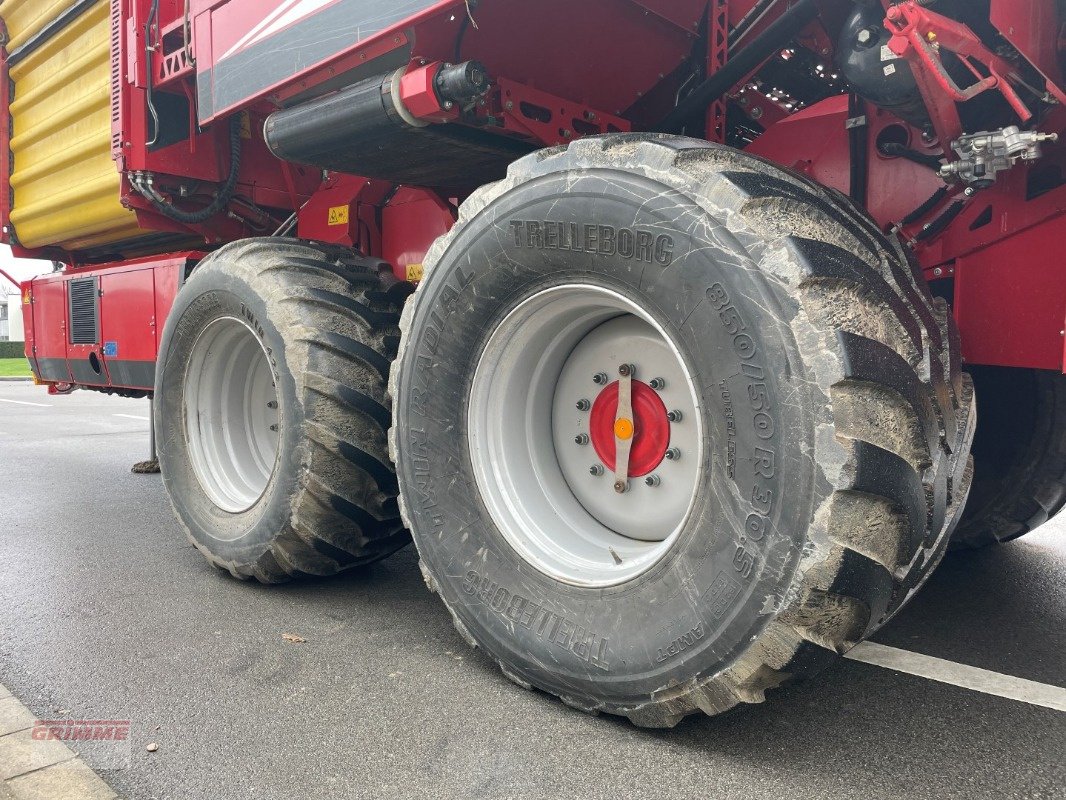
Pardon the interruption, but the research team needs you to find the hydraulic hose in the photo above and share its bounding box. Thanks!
[133,116,242,225]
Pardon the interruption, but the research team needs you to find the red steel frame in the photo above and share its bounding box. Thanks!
[5,0,1066,390]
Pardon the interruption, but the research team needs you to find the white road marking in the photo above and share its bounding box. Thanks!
[113,414,149,421]
[846,641,1066,712]
[0,398,50,407]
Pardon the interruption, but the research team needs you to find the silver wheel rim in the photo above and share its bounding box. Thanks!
[184,317,280,513]
[468,286,703,587]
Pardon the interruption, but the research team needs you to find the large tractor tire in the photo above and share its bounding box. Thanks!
[156,238,409,582]
[390,135,975,726]
[952,366,1066,548]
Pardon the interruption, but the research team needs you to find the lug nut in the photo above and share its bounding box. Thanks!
[650,377,666,390]
[644,474,661,487]
[665,448,680,461]
[576,399,591,411]
[589,464,604,476]
[614,480,628,494]
[574,433,589,445]
[267,400,278,409]
[618,363,636,378]
[593,372,609,385]
[667,409,683,422]
[269,424,279,432]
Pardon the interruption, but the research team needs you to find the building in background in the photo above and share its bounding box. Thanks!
[0,291,23,342]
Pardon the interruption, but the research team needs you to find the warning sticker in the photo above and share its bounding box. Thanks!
[405,263,424,282]
[881,45,898,62]
[328,206,350,226]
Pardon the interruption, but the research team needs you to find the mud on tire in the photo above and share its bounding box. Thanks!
[390,135,976,726]
[156,238,409,582]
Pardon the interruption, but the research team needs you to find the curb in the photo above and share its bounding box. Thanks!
[0,377,32,382]
[0,684,119,799]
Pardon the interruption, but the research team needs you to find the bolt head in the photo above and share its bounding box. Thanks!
[644,474,661,487]
[618,363,635,378]
[667,410,683,423]
[613,480,628,494]
[665,448,680,461]
[589,464,604,476]
[593,372,609,385]
[574,433,589,445]
[857,29,873,45]
[650,377,666,390]
[576,399,591,411]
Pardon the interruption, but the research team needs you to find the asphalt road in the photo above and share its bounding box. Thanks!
[1,382,1064,799]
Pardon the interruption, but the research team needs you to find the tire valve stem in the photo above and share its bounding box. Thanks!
[589,464,604,476]
[576,399,591,411]
[574,433,589,445]
[593,372,609,385]
[644,474,661,487]
[650,377,666,390]
[665,448,680,461]
[667,409,683,422]
[614,479,628,494]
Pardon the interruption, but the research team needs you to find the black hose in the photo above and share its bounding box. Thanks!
[916,199,965,241]
[655,0,819,134]
[879,141,944,172]
[728,0,780,50]
[136,116,242,225]
[901,186,949,226]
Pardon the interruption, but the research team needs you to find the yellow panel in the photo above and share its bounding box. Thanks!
[3,0,139,250]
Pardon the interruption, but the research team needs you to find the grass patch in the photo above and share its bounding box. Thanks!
[0,357,32,378]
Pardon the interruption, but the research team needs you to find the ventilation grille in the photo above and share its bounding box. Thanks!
[68,278,99,345]
[109,0,122,153]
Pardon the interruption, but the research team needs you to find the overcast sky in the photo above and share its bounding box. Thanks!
[0,245,52,290]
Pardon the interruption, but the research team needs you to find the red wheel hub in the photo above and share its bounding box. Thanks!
[589,380,670,477]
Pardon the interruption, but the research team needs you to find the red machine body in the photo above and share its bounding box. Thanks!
[6,0,1066,386]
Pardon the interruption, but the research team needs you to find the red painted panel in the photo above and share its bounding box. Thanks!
[28,276,70,381]
[100,268,158,364]
[381,188,455,282]
[954,217,1066,371]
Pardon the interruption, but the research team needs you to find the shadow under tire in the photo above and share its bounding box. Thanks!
[953,366,1066,548]
[156,238,409,582]
[391,135,977,726]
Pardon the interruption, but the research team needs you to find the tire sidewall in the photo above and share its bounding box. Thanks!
[395,167,818,706]
[156,260,303,565]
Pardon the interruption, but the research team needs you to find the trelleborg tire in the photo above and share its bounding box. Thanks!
[390,135,976,726]
[952,366,1066,548]
[156,238,409,582]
